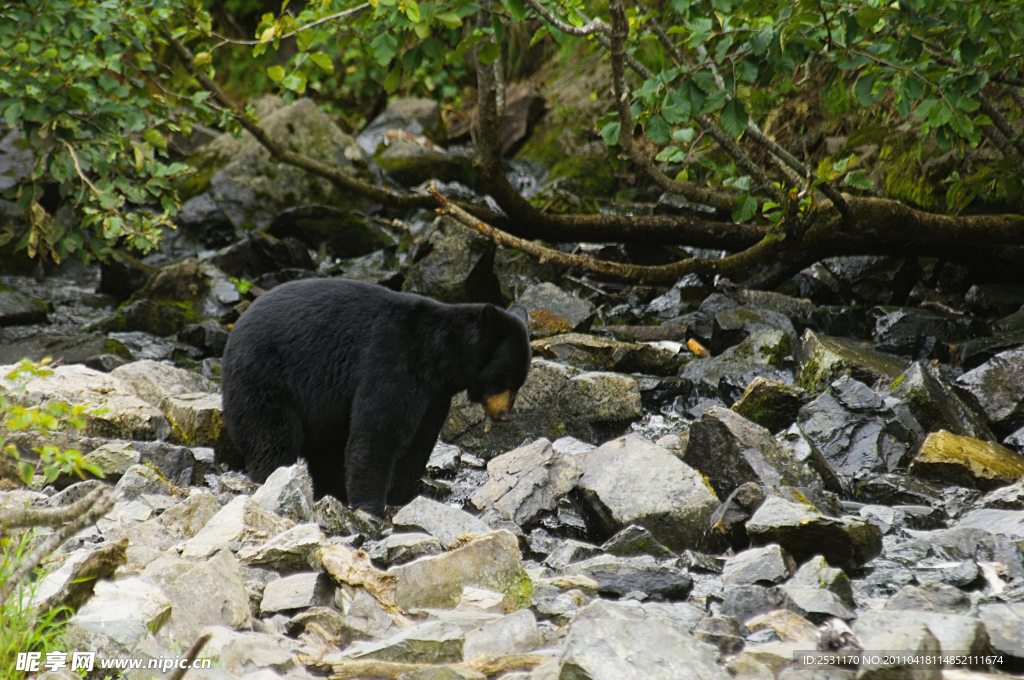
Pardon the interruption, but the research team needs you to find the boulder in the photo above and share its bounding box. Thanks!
[442,359,642,456]
[0,288,48,326]
[746,496,882,571]
[797,330,907,395]
[856,623,941,680]
[403,216,500,305]
[870,306,988,359]
[356,97,446,155]
[731,377,811,434]
[237,522,325,571]
[884,362,995,441]
[909,430,1024,491]
[977,603,1024,670]
[684,406,826,499]
[260,571,335,614]
[722,545,797,587]
[182,494,294,559]
[392,496,490,549]
[560,554,693,600]
[376,138,472,186]
[367,532,443,566]
[151,550,252,641]
[0,332,133,368]
[853,611,991,664]
[158,489,221,539]
[679,328,796,408]
[463,609,542,658]
[884,581,971,613]
[339,621,464,664]
[468,438,584,526]
[517,282,596,338]
[796,376,924,477]
[575,434,721,552]
[251,463,315,523]
[955,348,1024,435]
[531,333,684,376]
[66,576,172,651]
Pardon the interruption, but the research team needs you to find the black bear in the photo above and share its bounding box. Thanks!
[221,278,531,516]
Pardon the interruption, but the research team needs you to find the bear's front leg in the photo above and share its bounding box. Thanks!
[344,396,421,517]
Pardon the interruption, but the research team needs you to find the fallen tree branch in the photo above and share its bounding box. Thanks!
[0,487,115,609]
[0,485,110,529]
[524,0,609,36]
[325,653,552,679]
[165,633,212,680]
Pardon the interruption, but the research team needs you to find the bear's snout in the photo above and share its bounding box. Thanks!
[483,390,517,421]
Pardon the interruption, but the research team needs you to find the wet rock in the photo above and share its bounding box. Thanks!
[744,610,819,643]
[746,496,882,570]
[543,540,605,569]
[723,545,797,587]
[976,479,1024,509]
[251,463,314,523]
[787,556,854,609]
[558,600,730,680]
[468,438,584,526]
[852,611,991,662]
[889,526,1024,580]
[531,333,684,376]
[442,359,642,456]
[176,192,235,248]
[679,328,796,408]
[182,494,294,559]
[340,620,464,664]
[954,329,1024,369]
[356,98,446,155]
[390,530,531,611]
[797,330,907,396]
[210,230,314,280]
[575,433,721,552]
[177,319,230,357]
[977,603,1024,670]
[200,97,370,233]
[260,571,335,614]
[731,377,811,434]
[560,554,693,600]
[646,274,711,321]
[238,523,325,571]
[718,584,805,625]
[884,362,995,441]
[392,496,489,548]
[463,609,542,658]
[709,304,798,355]
[0,332,133,368]
[856,623,941,680]
[65,576,172,653]
[0,363,171,441]
[376,138,472,186]
[0,288,48,326]
[600,524,676,559]
[965,283,1024,317]
[956,507,1024,541]
[797,376,924,477]
[368,532,443,566]
[955,348,1024,435]
[517,282,596,338]
[81,442,140,481]
[909,430,1024,491]
[403,216,500,305]
[158,489,221,539]
[884,581,971,613]
[870,306,988,359]
[820,256,918,306]
[685,406,826,499]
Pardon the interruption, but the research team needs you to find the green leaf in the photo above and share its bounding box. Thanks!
[308,53,334,74]
[478,41,501,65]
[421,38,444,60]
[646,114,671,144]
[719,98,748,138]
[928,103,952,127]
[281,73,307,94]
[404,0,421,22]
[267,65,286,81]
[855,6,883,29]
[854,74,882,107]
[672,128,695,143]
[142,129,167,151]
[383,65,401,93]
[845,171,875,190]
[435,11,462,29]
[371,32,398,65]
[732,194,757,223]
[600,121,621,146]
[502,0,527,21]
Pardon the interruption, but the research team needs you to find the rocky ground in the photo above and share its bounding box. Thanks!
[1,96,1024,680]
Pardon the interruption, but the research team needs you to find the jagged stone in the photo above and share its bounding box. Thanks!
[884,362,995,441]
[251,463,315,523]
[367,532,443,566]
[731,377,811,434]
[238,523,325,571]
[909,430,1024,491]
[797,329,907,395]
[339,621,464,664]
[182,494,294,559]
[260,572,335,614]
[955,348,1024,435]
[723,545,796,587]
[392,496,489,548]
[531,333,683,376]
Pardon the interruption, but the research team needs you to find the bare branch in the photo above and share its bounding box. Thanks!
[430,183,780,284]
[1006,86,1024,116]
[165,633,212,680]
[523,0,609,36]
[207,4,370,49]
[0,485,108,530]
[976,93,1024,161]
[0,487,115,610]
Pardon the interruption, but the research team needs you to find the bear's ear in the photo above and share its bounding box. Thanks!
[507,304,528,328]
[478,304,502,331]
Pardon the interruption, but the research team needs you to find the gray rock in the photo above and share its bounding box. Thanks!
[797,330,907,395]
[956,508,1024,541]
[531,333,683,376]
[543,540,605,570]
[314,495,391,539]
[560,555,692,600]
[134,440,201,487]
[367,532,443,566]
[908,430,1024,491]
[558,600,730,680]
[693,615,745,655]
[443,359,642,456]
[685,406,826,499]
[251,463,315,523]
[356,97,445,155]
[204,625,297,676]
[723,545,797,587]
[113,464,173,500]
[403,216,498,305]
[776,425,845,495]
[468,438,584,526]
[376,138,472,186]
[871,305,988,360]
[797,376,924,477]
[976,480,1024,509]
[731,377,811,434]
[601,524,676,559]
[0,332,132,369]
[746,496,882,571]
[340,621,464,664]
[344,588,400,639]
[719,585,805,626]
[778,585,853,621]
[82,442,140,480]
[111,359,217,408]
[158,489,221,539]
[517,282,596,338]
[883,362,995,441]
[182,494,294,559]
[66,576,172,649]
[159,550,252,641]
[889,525,1024,580]
[260,572,335,614]
[575,434,721,552]
[679,327,796,408]
[238,523,326,571]
[0,289,48,326]
[788,556,854,608]
[464,609,542,658]
[884,581,971,613]
[392,496,489,548]
[390,530,531,611]
[853,610,990,663]
[856,622,941,680]
[285,606,359,647]
[977,603,1024,668]
[955,348,1024,435]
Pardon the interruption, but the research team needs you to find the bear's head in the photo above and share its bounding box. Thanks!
[468,304,531,421]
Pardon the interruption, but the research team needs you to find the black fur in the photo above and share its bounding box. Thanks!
[221,278,530,516]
